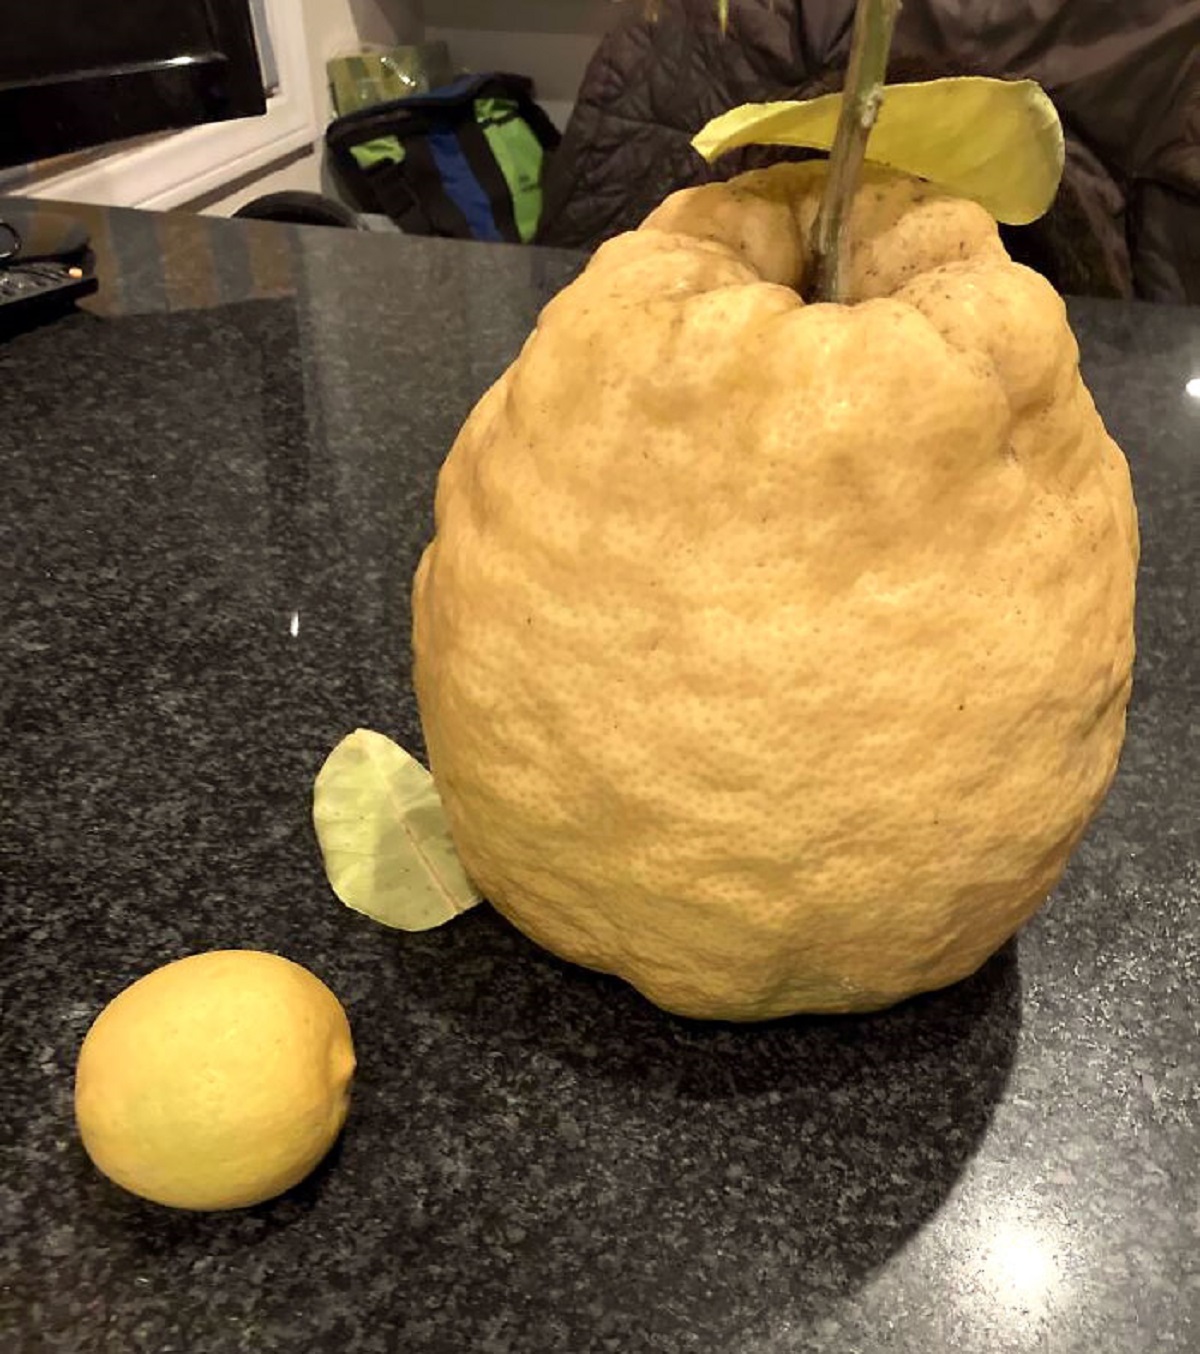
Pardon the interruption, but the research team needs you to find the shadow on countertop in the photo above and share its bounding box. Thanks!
[37,912,1020,1352]
[384,908,1022,1333]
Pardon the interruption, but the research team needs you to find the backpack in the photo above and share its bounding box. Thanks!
[326,72,562,244]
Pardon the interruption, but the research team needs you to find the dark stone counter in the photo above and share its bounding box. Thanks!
[1,198,1196,1353]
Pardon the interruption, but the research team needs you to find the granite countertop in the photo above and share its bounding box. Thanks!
[0,199,1197,1354]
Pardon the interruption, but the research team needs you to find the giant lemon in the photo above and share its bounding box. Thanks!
[412,164,1138,1020]
[75,950,355,1209]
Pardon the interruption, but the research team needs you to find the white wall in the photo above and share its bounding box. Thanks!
[194,153,326,214]
[425,0,620,129]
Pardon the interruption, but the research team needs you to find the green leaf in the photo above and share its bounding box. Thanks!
[692,77,1064,226]
[313,729,481,932]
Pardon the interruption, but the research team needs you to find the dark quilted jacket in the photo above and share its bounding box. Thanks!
[538,0,1200,302]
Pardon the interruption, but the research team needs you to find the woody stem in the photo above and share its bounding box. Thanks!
[806,0,901,302]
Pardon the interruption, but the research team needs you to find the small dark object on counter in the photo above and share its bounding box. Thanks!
[0,202,96,331]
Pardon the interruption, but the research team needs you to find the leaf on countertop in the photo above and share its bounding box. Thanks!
[692,77,1064,225]
[313,729,481,931]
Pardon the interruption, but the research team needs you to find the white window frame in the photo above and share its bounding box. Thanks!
[25,0,316,211]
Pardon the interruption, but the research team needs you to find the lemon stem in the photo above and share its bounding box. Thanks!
[807,0,901,302]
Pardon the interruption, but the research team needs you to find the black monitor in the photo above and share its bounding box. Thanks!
[0,0,267,170]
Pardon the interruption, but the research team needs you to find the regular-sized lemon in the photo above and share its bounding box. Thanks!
[75,950,355,1210]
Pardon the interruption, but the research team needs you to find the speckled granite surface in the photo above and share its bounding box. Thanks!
[0,200,1196,1354]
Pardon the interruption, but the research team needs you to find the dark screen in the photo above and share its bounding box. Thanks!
[0,0,265,167]
[2,2,218,81]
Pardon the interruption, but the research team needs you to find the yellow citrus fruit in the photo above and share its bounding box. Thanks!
[75,951,355,1210]
[412,163,1138,1021]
